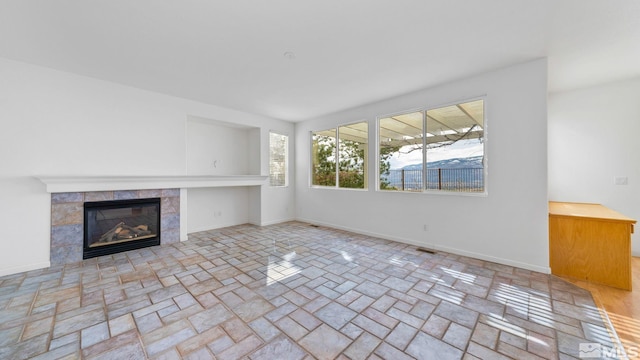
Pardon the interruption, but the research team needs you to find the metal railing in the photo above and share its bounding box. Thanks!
[383,168,484,192]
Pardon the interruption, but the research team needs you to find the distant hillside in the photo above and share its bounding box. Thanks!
[402,155,483,170]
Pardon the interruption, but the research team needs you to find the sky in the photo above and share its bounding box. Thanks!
[387,139,484,169]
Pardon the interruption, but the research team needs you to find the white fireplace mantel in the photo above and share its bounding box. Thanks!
[37,175,268,193]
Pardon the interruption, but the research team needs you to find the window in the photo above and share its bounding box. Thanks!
[378,99,485,193]
[338,123,368,189]
[312,129,336,186]
[426,100,484,192]
[312,122,368,189]
[269,132,288,186]
[379,111,424,191]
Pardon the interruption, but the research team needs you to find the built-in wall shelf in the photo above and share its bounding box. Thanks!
[37,175,268,193]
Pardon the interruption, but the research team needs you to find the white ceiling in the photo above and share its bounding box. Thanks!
[1,1,639,122]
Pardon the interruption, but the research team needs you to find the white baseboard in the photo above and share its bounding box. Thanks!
[432,243,551,274]
[296,217,551,274]
[258,217,297,227]
[184,218,296,238]
[0,261,51,277]
[187,221,247,233]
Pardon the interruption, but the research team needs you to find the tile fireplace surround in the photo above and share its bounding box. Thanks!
[50,189,180,266]
[38,175,268,266]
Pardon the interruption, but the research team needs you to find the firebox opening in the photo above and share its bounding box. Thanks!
[83,198,161,259]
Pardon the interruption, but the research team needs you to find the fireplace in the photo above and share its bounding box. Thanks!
[83,198,161,259]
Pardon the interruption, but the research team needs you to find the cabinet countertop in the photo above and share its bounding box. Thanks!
[549,201,636,224]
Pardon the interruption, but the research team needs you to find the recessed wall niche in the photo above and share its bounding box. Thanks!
[186,115,261,176]
[185,115,262,233]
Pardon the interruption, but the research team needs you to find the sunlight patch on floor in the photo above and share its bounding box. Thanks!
[441,267,477,284]
[485,314,549,347]
[266,252,301,286]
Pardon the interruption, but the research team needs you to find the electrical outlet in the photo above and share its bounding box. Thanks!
[614,177,628,185]
[423,224,429,232]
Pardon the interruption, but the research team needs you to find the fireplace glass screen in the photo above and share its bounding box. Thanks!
[84,198,161,259]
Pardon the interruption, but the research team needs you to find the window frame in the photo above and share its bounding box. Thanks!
[377,107,425,192]
[269,131,289,187]
[310,121,369,190]
[376,97,487,196]
[310,128,337,188]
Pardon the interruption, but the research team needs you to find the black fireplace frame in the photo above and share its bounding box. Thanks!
[83,197,161,259]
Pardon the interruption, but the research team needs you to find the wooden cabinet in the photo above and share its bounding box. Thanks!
[549,201,636,290]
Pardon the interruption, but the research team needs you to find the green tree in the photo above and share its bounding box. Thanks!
[379,143,401,190]
[312,135,336,186]
[313,133,402,189]
[313,135,368,188]
[338,139,365,188]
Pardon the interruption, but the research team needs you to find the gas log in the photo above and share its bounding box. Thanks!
[98,222,152,243]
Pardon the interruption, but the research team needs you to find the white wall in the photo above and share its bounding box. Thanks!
[549,77,640,256]
[186,187,251,232]
[295,59,549,273]
[0,57,295,276]
[186,116,255,176]
[185,117,257,232]
[260,127,296,225]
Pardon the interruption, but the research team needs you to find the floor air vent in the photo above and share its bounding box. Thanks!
[416,247,436,254]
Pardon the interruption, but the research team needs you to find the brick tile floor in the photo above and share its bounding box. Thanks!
[0,222,621,359]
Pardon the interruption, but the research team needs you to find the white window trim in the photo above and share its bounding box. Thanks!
[309,120,369,190]
[269,131,289,187]
[375,96,488,196]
